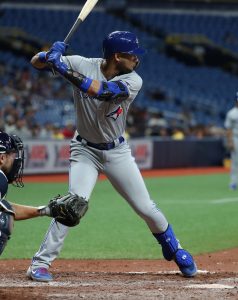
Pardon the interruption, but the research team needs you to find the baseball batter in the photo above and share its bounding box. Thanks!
[27,31,197,281]
[224,97,238,190]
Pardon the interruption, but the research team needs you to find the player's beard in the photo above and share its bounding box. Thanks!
[119,60,139,74]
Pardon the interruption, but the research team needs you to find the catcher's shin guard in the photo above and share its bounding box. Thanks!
[0,230,9,255]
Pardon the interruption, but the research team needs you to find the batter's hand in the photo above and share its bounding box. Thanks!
[49,41,68,55]
[46,51,68,75]
[35,41,67,65]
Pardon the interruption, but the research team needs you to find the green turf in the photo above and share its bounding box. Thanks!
[1,173,237,259]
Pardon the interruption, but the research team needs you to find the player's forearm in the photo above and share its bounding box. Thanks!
[64,70,100,96]
[226,129,232,140]
[46,50,129,101]
[226,129,234,150]
[11,203,41,220]
[62,69,129,101]
[226,130,233,144]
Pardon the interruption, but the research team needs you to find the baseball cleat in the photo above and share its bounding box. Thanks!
[174,249,197,277]
[26,266,53,282]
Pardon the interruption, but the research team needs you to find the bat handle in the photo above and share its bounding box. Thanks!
[64,18,83,43]
[51,17,82,75]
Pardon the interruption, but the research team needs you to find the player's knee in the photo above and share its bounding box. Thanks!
[134,201,158,220]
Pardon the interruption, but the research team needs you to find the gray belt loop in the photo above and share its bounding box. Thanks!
[81,139,88,146]
[113,138,120,147]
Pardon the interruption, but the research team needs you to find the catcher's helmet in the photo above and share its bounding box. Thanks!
[0,132,24,187]
[102,31,145,58]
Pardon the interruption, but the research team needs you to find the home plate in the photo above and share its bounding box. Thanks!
[186,284,235,289]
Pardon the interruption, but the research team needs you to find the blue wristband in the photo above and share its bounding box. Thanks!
[80,77,93,93]
[38,52,47,63]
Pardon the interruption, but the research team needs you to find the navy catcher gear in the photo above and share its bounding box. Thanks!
[102,31,145,58]
[0,132,16,153]
[0,200,15,255]
[0,132,24,187]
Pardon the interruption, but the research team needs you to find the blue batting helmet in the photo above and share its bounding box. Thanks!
[102,31,146,58]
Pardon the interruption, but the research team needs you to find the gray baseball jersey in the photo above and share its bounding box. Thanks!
[30,54,172,270]
[224,107,238,136]
[63,55,142,143]
[224,106,238,187]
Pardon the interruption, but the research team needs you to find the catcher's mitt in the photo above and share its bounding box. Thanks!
[48,193,88,227]
[0,200,15,255]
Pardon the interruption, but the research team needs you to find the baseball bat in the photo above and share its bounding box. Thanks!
[64,0,99,43]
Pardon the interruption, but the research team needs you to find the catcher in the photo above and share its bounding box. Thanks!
[0,131,85,256]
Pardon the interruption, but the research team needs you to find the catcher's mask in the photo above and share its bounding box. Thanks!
[102,31,146,59]
[0,132,24,187]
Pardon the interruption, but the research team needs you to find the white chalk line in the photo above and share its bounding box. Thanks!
[0,281,96,288]
[0,282,235,289]
[211,197,238,204]
[162,197,238,205]
[127,270,212,275]
[185,284,235,289]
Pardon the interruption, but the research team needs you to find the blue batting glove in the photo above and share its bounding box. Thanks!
[50,41,68,55]
[47,51,69,75]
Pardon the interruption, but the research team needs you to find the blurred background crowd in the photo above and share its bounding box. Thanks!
[1,0,238,141]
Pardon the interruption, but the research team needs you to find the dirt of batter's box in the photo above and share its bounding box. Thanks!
[0,248,238,299]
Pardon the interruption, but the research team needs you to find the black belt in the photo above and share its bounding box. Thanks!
[76,135,124,150]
